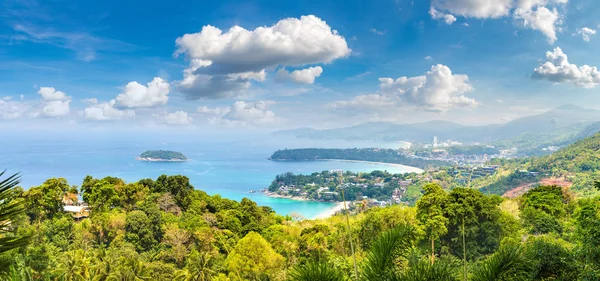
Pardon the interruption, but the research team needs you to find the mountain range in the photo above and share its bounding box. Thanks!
[274,105,600,144]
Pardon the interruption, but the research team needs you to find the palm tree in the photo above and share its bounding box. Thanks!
[0,171,30,254]
[594,181,600,191]
[470,244,532,281]
[361,225,532,281]
[288,259,347,281]
[174,251,217,281]
[361,223,417,281]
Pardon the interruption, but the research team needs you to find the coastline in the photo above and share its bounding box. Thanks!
[136,157,187,162]
[316,159,424,173]
[314,202,347,219]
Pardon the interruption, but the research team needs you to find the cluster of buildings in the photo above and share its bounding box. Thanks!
[62,194,90,219]
[449,165,500,184]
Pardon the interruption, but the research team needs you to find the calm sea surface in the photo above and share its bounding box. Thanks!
[0,133,415,219]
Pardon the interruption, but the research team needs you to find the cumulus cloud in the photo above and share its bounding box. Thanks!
[275,66,323,84]
[532,47,600,88]
[576,27,596,42]
[430,0,568,43]
[154,111,193,125]
[429,7,457,24]
[115,77,170,108]
[34,87,71,118]
[82,100,135,121]
[174,15,350,99]
[329,64,477,114]
[379,64,477,111]
[196,101,280,126]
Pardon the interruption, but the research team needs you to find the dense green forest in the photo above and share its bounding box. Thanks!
[477,132,600,196]
[139,150,187,161]
[2,171,600,280]
[270,148,450,169]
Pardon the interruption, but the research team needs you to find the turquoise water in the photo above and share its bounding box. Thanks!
[0,133,414,219]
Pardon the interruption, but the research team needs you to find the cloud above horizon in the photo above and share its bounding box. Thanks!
[532,47,600,88]
[197,100,281,126]
[174,15,350,99]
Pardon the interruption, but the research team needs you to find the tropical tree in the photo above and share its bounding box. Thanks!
[289,259,347,281]
[0,171,30,254]
[174,250,217,281]
[470,243,532,281]
[361,223,417,281]
[416,183,449,264]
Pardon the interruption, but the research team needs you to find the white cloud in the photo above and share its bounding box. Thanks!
[425,56,433,61]
[429,7,457,24]
[34,87,71,118]
[370,28,385,35]
[0,99,28,120]
[38,87,69,101]
[430,0,568,43]
[430,0,512,19]
[378,64,477,111]
[196,101,280,126]
[82,100,135,121]
[154,110,193,125]
[174,15,350,99]
[115,77,170,108]
[576,27,596,42]
[328,64,477,116]
[275,66,323,84]
[513,5,561,43]
[532,47,600,88]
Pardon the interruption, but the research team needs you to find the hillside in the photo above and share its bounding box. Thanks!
[274,105,600,146]
[478,131,600,196]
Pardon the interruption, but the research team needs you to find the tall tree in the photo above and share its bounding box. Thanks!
[416,183,449,264]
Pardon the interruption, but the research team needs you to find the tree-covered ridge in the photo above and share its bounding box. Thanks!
[2,171,600,280]
[270,148,450,169]
[139,150,187,161]
[476,131,600,196]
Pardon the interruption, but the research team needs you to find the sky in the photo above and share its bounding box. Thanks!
[1,0,600,132]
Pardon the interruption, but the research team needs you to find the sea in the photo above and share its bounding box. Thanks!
[0,132,416,219]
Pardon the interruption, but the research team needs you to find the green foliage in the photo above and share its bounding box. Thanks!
[361,224,417,281]
[224,232,284,280]
[270,148,450,169]
[470,243,532,281]
[140,150,187,160]
[0,171,30,266]
[289,259,347,281]
[24,178,70,221]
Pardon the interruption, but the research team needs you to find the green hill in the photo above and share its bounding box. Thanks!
[478,132,600,196]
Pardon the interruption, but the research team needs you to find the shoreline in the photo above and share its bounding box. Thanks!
[315,159,424,173]
[313,202,347,219]
[269,158,424,173]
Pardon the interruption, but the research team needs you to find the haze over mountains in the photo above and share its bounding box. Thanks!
[274,105,600,144]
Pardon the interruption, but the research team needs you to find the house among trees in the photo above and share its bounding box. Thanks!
[63,205,90,219]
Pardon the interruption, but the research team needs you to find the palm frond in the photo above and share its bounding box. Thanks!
[470,244,532,281]
[400,257,459,281]
[0,171,30,254]
[289,259,347,281]
[361,224,417,281]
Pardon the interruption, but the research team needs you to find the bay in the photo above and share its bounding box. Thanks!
[0,133,416,219]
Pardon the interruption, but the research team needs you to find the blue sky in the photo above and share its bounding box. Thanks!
[1,0,600,131]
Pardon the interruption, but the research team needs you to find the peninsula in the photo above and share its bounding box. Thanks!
[269,148,450,169]
[136,150,187,162]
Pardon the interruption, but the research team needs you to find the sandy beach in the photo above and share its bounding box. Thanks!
[314,201,348,219]
[317,159,424,173]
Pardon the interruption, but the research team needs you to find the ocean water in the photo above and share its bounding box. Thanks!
[0,133,415,219]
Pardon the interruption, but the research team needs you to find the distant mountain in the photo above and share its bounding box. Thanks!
[274,105,600,144]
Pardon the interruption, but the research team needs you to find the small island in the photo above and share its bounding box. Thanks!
[137,150,187,162]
